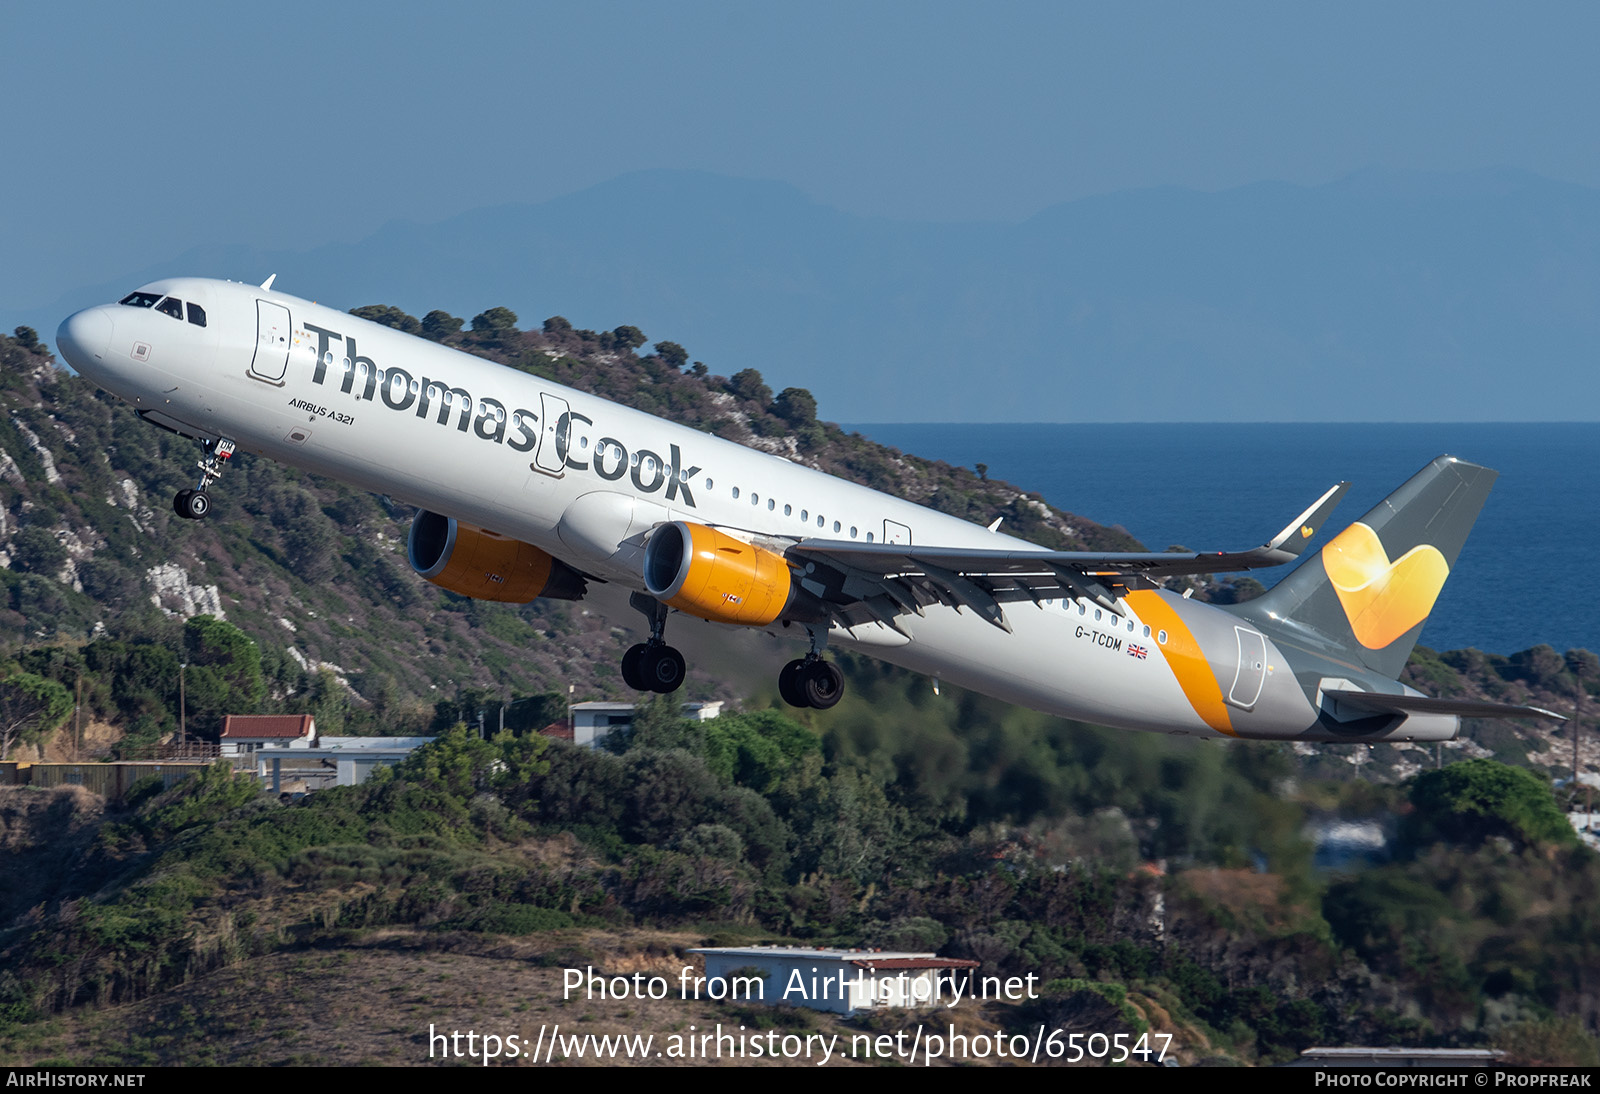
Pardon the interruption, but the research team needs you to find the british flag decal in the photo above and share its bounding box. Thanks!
[1128,644,1148,660]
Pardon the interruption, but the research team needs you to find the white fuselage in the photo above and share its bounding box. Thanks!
[58,276,1420,742]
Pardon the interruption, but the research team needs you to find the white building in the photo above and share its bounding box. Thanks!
[688,946,980,1016]
[319,737,436,786]
[218,715,433,792]
[565,700,725,748]
[219,714,316,754]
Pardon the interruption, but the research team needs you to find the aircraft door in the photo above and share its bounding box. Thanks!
[884,520,912,545]
[1228,627,1267,710]
[534,393,569,476]
[250,300,291,382]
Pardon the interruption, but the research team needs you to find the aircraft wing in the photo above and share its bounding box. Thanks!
[786,481,1350,633]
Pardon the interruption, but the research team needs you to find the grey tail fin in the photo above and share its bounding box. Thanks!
[1236,456,1497,679]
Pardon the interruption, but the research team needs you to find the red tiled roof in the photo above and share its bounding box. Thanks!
[539,722,575,741]
[851,958,982,971]
[221,715,315,739]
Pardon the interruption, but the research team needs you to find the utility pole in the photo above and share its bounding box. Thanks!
[1580,663,1590,830]
[1568,651,1595,832]
[179,662,187,750]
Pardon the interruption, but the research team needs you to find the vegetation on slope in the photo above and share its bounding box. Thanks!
[3,676,1596,1065]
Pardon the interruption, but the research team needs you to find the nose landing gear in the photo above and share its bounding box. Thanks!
[621,592,687,694]
[173,489,211,520]
[172,437,235,521]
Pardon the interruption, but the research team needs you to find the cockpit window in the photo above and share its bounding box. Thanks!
[155,297,184,320]
[186,303,206,327]
[119,291,161,308]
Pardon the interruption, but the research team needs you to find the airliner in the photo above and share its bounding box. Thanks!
[55,277,1558,742]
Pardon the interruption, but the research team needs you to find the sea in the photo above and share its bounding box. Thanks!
[842,423,1598,657]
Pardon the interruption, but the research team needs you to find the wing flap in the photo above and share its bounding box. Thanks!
[786,480,1349,630]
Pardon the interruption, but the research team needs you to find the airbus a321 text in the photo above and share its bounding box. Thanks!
[56,278,1559,742]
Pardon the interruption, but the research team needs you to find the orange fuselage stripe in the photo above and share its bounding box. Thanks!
[1125,591,1235,736]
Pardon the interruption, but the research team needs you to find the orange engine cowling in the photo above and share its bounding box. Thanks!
[408,510,585,603]
[643,521,808,626]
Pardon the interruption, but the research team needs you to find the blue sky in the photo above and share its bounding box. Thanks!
[5,1,1599,310]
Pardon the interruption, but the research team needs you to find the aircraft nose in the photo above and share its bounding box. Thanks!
[56,308,112,368]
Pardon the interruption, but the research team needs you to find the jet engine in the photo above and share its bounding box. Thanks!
[408,510,586,602]
[643,521,823,626]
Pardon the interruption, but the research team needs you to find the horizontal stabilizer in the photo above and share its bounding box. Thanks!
[1321,687,1565,722]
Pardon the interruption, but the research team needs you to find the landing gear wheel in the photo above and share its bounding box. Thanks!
[621,643,649,691]
[800,659,845,710]
[778,658,810,708]
[642,645,686,694]
[173,489,210,520]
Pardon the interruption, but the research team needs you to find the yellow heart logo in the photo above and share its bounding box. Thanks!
[1320,523,1449,649]
[1301,524,1314,538]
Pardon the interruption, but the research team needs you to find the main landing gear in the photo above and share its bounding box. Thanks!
[621,592,687,694]
[615,595,846,709]
[778,627,844,710]
[173,437,235,521]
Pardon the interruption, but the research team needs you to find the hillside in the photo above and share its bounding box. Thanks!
[3,717,1598,1067]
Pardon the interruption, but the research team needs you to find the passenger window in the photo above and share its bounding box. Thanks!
[817,515,825,527]
[119,291,161,308]
[784,504,792,516]
[768,499,776,511]
[732,487,740,499]
[1158,630,1169,645]
[1094,609,1102,621]
[866,532,873,542]
[833,520,841,533]
[850,526,857,538]
[801,510,808,521]
[155,297,184,320]
[186,303,207,327]
[751,493,759,505]
[1143,625,1151,637]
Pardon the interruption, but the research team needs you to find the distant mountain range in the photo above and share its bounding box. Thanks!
[11,167,1599,421]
